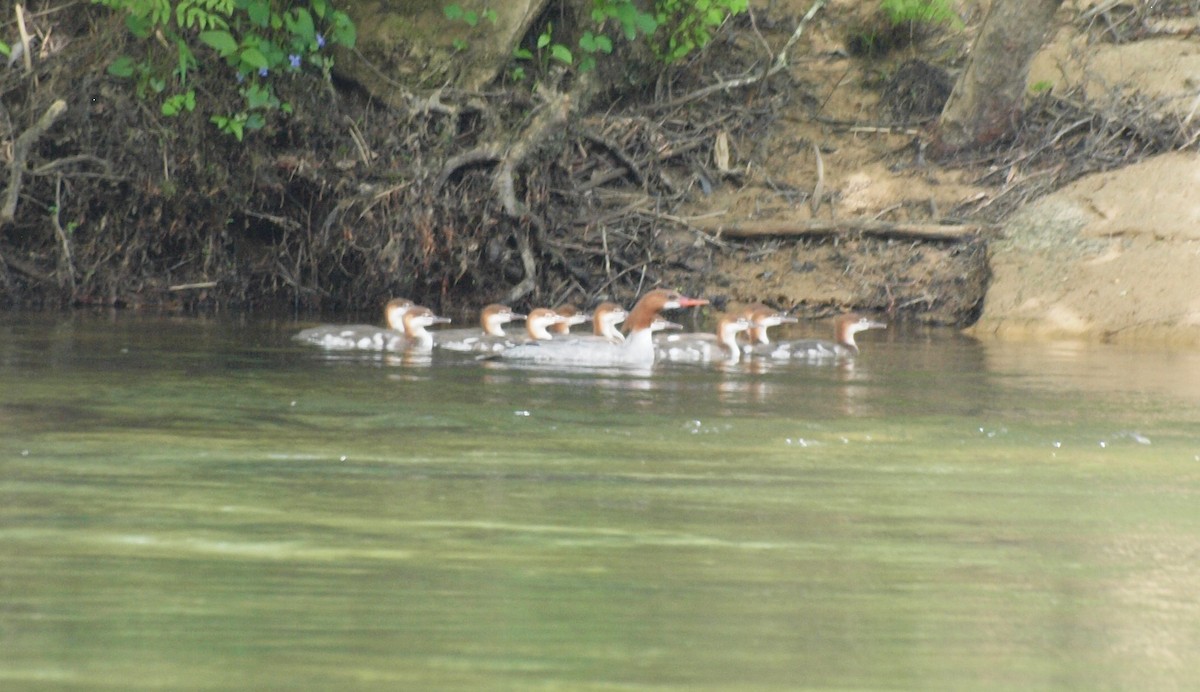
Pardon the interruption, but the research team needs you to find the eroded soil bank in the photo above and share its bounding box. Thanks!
[2,1,1196,342]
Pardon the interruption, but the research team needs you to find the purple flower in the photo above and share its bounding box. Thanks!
[316,33,326,48]
[289,54,301,69]
[258,67,269,77]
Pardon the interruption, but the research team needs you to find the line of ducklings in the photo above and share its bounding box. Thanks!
[295,293,886,366]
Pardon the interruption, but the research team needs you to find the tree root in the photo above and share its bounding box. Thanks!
[691,218,988,242]
[1,98,67,228]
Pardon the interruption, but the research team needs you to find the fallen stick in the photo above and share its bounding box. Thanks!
[691,218,985,242]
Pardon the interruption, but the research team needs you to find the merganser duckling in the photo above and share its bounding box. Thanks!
[433,303,527,353]
[524,308,570,340]
[739,303,799,347]
[294,297,415,351]
[497,289,707,367]
[549,305,593,336]
[589,302,628,343]
[398,306,453,351]
[756,312,886,360]
[656,313,755,364]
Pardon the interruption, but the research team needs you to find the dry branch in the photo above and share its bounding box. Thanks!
[692,218,985,242]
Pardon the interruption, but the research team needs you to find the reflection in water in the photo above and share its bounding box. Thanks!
[2,312,1200,688]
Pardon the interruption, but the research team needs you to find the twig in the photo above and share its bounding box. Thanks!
[1,99,67,227]
[50,176,76,292]
[344,116,373,165]
[169,281,218,291]
[809,141,824,215]
[580,130,645,188]
[16,4,34,74]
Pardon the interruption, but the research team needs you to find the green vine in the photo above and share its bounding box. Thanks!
[93,0,356,140]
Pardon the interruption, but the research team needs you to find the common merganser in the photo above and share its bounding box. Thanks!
[739,303,799,346]
[433,303,527,353]
[588,302,628,343]
[293,297,415,351]
[398,306,453,351]
[549,305,593,336]
[752,312,886,360]
[497,289,707,367]
[656,314,755,364]
[524,308,570,340]
[547,302,628,343]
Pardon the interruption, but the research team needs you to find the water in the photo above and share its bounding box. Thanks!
[2,312,1199,689]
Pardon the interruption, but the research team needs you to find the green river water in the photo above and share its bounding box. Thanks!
[2,311,1199,690]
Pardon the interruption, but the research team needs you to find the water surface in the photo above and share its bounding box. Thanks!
[2,312,1199,689]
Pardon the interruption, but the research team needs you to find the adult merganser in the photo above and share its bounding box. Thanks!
[293,297,415,351]
[497,289,708,367]
[549,305,593,336]
[433,303,527,354]
[656,313,755,364]
[753,312,886,360]
[739,303,799,347]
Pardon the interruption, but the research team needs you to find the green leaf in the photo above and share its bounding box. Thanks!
[332,14,356,48]
[239,47,269,70]
[536,30,551,49]
[126,14,153,39]
[199,30,238,56]
[443,5,463,21]
[594,35,613,53]
[549,43,573,65]
[0,41,9,58]
[635,12,658,36]
[107,56,137,78]
[512,47,533,60]
[286,8,316,43]
[246,0,270,27]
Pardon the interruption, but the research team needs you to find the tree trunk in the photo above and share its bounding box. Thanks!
[930,0,1064,157]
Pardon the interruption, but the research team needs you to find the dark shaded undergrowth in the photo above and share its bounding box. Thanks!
[1,3,782,315]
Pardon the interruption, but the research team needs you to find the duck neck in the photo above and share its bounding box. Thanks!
[481,316,507,337]
[528,322,554,340]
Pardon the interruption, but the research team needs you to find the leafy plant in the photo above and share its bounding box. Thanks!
[94,0,356,139]
[652,0,747,64]
[880,0,961,29]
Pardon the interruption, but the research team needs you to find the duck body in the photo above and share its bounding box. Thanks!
[498,290,706,367]
[746,313,886,360]
[656,314,753,364]
[293,298,415,351]
[433,304,527,354]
